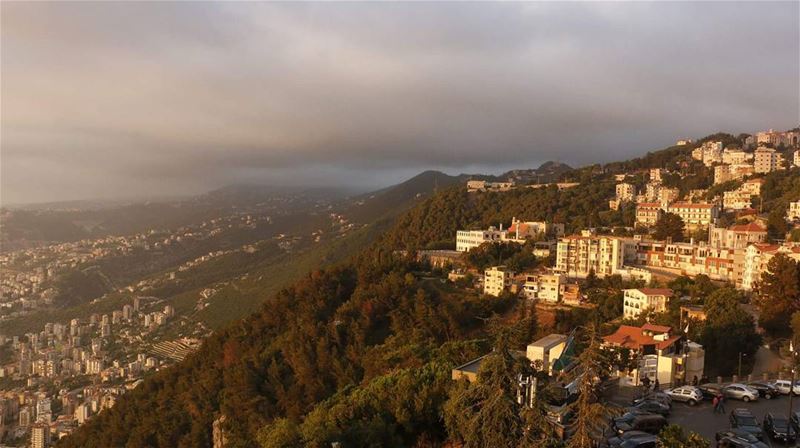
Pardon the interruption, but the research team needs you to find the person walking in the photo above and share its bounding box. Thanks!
[712,395,720,413]
[653,379,660,391]
[718,393,726,413]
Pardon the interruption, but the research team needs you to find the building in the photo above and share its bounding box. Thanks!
[623,288,673,319]
[742,244,800,290]
[714,164,755,184]
[555,234,637,278]
[506,219,565,240]
[416,250,463,268]
[603,324,704,387]
[788,201,800,222]
[456,227,506,252]
[522,273,564,302]
[677,139,693,146]
[754,147,782,173]
[527,334,568,375]
[794,150,800,168]
[31,423,51,448]
[483,266,515,297]
[722,149,751,165]
[635,203,662,226]
[709,222,767,250]
[650,169,664,184]
[467,180,514,192]
[665,202,718,230]
[740,178,764,196]
[722,190,753,210]
[616,183,636,202]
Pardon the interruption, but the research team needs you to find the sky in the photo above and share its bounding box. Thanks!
[2,2,798,205]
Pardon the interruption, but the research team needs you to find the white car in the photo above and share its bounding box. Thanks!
[665,386,703,406]
[772,379,800,395]
[723,383,759,402]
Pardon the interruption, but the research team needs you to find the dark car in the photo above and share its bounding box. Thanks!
[699,383,725,400]
[747,381,779,400]
[607,431,654,448]
[613,413,668,435]
[763,413,796,443]
[618,434,657,448]
[715,429,769,448]
[730,408,764,440]
[627,400,670,417]
[632,392,672,408]
[790,411,800,434]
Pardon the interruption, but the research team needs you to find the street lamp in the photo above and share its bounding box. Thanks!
[789,341,797,432]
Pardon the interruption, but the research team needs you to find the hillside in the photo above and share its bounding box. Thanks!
[58,133,800,447]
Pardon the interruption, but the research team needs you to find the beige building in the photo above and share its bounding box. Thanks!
[506,219,565,240]
[623,288,673,318]
[709,222,767,250]
[754,147,782,173]
[616,183,637,202]
[722,190,753,210]
[650,168,664,184]
[788,201,800,222]
[741,178,764,196]
[635,202,662,226]
[527,334,568,375]
[522,273,563,302]
[555,235,637,278]
[714,163,755,184]
[483,266,515,297]
[742,244,800,290]
[467,180,515,192]
[794,150,800,168]
[665,202,718,230]
[722,149,751,165]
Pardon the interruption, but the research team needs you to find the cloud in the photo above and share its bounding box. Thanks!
[1,1,798,204]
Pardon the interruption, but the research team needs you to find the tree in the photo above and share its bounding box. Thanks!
[568,325,612,448]
[699,288,761,376]
[657,425,709,448]
[754,254,800,338]
[653,213,685,242]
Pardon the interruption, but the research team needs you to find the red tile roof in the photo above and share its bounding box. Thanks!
[729,222,767,233]
[642,323,672,333]
[669,202,714,209]
[603,325,681,350]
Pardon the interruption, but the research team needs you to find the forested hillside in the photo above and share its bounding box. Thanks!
[59,133,793,447]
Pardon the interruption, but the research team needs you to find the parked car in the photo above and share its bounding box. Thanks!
[633,391,672,407]
[730,408,764,440]
[723,384,759,402]
[762,413,796,443]
[790,411,800,434]
[665,386,703,406]
[699,383,725,400]
[747,381,779,400]
[614,433,657,448]
[715,429,769,448]
[627,400,670,416]
[772,379,800,396]
[607,430,654,448]
[612,413,668,435]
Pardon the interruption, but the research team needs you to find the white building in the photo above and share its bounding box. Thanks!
[522,273,563,302]
[722,149,751,165]
[456,227,506,252]
[527,334,568,375]
[483,266,515,297]
[555,234,637,278]
[788,201,800,222]
[623,288,673,319]
[616,183,637,202]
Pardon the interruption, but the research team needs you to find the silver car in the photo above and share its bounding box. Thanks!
[724,383,759,402]
[665,386,703,406]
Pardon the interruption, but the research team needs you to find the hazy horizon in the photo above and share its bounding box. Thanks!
[2,1,798,205]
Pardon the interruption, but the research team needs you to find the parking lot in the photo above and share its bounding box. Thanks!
[610,388,800,446]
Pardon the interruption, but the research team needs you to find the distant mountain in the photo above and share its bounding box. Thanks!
[500,161,574,185]
[341,170,468,223]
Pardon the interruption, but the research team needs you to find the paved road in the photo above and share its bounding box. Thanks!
[662,395,796,446]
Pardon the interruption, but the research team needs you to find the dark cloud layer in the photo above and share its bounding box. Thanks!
[2,2,798,204]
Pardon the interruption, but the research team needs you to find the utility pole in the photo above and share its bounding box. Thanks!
[790,342,796,430]
[738,352,743,379]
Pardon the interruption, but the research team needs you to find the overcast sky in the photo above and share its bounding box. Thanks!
[2,2,798,205]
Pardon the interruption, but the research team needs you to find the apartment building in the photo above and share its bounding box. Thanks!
[456,227,506,252]
[754,147,782,173]
[722,190,753,210]
[635,203,662,226]
[635,239,741,285]
[616,183,636,202]
[709,222,767,250]
[650,169,664,184]
[522,273,563,302]
[665,202,718,230]
[742,244,800,290]
[623,288,673,318]
[794,150,800,168]
[714,163,755,184]
[483,266,515,297]
[555,234,637,278]
[722,149,751,165]
[741,178,764,196]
